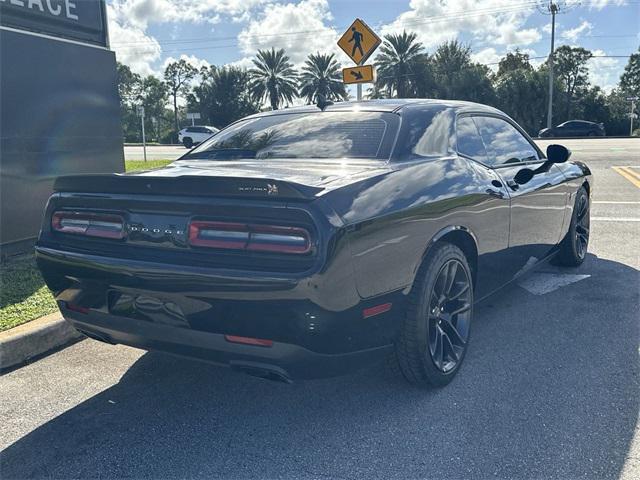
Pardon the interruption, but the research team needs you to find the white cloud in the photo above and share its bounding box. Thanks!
[108,4,161,76]
[108,0,270,75]
[589,0,627,10]
[588,49,621,92]
[111,0,268,28]
[380,0,541,50]
[162,54,211,72]
[562,21,593,42]
[471,47,501,70]
[238,0,342,66]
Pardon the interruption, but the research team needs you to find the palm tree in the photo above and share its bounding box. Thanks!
[248,48,298,110]
[298,53,348,103]
[374,31,424,98]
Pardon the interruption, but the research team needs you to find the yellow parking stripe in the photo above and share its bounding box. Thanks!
[612,166,640,188]
[621,166,640,182]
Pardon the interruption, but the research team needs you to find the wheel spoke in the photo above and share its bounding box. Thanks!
[429,291,440,313]
[442,331,459,365]
[443,261,458,296]
[434,326,444,369]
[440,317,466,347]
[577,197,588,219]
[577,231,588,244]
[449,302,471,316]
[447,282,470,302]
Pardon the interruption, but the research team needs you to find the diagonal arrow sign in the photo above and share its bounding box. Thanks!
[350,70,364,80]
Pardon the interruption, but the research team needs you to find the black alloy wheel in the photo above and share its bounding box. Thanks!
[394,243,474,387]
[427,259,472,373]
[574,190,590,260]
[555,186,590,266]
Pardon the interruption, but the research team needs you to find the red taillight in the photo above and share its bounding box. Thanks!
[189,221,311,254]
[52,211,125,239]
[224,335,274,347]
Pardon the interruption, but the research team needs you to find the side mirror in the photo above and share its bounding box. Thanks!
[546,144,571,164]
[514,168,535,185]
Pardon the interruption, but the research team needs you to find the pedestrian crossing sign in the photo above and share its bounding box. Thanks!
[337,18,381,65]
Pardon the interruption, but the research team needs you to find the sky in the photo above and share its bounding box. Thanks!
[107,0,640,94]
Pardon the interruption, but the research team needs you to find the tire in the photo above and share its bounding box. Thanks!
[555,186,590,267]
[183,137,193,148]
[393,243,474,387]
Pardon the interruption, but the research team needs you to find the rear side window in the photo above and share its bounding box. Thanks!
[473,116,539,166]
[456,116,489,164]
[394,106,455,160]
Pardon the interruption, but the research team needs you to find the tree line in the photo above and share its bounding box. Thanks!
[117,32,640,143]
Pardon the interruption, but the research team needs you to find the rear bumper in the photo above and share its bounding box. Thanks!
[36,245,402,379]
[61,305,392,381]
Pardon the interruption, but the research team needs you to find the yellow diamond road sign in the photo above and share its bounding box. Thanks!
[342,65,375,85]
[337,18,381,66]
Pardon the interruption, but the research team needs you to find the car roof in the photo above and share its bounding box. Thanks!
[560,120,595,125]
[244,99,503,118]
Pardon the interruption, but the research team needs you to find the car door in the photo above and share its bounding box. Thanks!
[473,115,569,278]
[556,121,572,136]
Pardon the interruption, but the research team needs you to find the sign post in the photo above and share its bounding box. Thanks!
[627,97,638,136]
[136,105,147,162]
[337,19,381,101]
[187,112,201,126]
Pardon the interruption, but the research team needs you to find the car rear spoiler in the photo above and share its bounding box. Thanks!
[53,174,324,200]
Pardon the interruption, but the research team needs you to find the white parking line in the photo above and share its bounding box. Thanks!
[592,217,640,222]
[593,201,640,205]
[518,273,591,295]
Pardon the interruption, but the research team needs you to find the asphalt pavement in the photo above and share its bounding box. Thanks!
[2,138,639,479]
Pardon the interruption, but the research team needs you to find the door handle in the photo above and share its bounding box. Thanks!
[485,188,505,199]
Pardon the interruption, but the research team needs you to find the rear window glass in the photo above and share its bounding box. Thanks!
[184,112,398,160]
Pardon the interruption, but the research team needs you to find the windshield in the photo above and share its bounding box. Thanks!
[183,112,399,160]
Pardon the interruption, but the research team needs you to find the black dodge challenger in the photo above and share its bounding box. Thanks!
[36,100,592,386]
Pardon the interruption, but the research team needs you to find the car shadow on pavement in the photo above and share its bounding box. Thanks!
[2,254,638,479]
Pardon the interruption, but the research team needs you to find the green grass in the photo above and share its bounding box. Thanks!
[125,159,173,171]
[0,254,58,331]
[0,159,174,332]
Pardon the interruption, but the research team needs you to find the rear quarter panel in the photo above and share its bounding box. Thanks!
[322,156,510,299]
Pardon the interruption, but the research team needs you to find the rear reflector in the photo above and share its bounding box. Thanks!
[66,302,90,314]
[52,211,125,239]
[362,302,392,319]
[189,221,310,254]
[224,335,274,347]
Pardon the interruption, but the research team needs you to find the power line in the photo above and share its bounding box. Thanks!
[110,0,640,49]
[111,1,542,48]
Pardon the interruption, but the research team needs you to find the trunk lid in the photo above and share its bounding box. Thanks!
[53,159,390,200]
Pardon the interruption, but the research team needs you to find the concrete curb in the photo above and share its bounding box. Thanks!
[0,312,82,371]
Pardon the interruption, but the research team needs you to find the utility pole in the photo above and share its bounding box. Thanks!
[547,2,557,129]
[136,105,147,162]
[537,1,576,129]
[628,97,638,136]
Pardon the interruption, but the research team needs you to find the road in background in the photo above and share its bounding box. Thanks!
[125,138,639,163]
[124,144,186,161]
[3,139,639,479]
